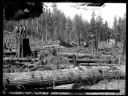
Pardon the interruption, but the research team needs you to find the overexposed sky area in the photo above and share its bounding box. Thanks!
[44,3,126,28]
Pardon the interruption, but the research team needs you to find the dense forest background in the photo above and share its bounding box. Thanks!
[3,3,126,46]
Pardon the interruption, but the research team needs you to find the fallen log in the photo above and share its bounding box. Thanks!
[58,52,92,57]
[80,63,120,66]
[68,59,113,64]
[3,57,38,62]
[4,51,17,56]
[58,52,113,59]
[59,38,73,48]
[3,65,125,90]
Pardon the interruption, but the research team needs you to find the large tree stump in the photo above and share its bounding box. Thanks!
[16,25,32,58]
[23,38,32,57]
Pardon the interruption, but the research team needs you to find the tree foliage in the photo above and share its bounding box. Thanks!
[3,4,126,51]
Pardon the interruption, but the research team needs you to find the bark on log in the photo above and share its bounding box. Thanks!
[3,57,38,62]
[4,51,17,56]
[68,59,112,64]
[80,63,120,66]
[58,52,113,59]
[3,65,125,90]
[58,52,93,57]
[59,38,73,48]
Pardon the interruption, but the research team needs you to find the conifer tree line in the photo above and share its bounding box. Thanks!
[3,3,126,46]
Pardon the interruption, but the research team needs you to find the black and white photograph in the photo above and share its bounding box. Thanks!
[3,1,126,95]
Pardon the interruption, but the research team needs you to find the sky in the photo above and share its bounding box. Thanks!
[44,3,126,28]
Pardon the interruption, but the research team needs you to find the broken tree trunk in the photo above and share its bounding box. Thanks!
[59,38,73,48]
[16,26,32,58]
[23,38,32,57]
[3,65,125,90]
[123,38,126,57]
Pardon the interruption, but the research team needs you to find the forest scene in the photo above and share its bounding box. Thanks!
[3,2,126,95]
